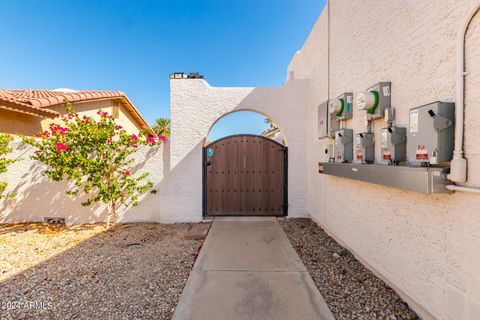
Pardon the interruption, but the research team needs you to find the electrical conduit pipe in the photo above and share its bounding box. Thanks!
[448,2,480,184]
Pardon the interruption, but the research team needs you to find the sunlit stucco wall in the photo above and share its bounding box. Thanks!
[43,100,144,135]
[165,78,310,222]
[287,1,480,319]
[0,109,44,136]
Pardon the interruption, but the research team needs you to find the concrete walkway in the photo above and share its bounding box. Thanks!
[173,217,335,320]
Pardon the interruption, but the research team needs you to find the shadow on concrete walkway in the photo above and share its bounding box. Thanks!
[173,217,335,320]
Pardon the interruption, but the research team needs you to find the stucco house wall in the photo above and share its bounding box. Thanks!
[286,1,480,319]
[0,109,44,136]
[1,97,146,137]
[42,100,145,135]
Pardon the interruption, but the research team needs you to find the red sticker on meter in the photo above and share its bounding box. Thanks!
[383,148,391,160]
[416,145,429,160]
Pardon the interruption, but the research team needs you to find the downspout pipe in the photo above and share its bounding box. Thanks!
[448,2,480,183]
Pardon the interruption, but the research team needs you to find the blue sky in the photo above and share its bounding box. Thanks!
[207,111,270,142]
[0,0,325,137]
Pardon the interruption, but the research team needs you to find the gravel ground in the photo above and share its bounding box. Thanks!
[0,222,201,320]
[279,218,419,320]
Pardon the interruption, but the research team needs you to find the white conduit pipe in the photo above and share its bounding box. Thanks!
[446,185,480,194]
[448,2,480,184]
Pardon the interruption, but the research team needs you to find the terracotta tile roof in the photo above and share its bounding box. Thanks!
[0,89,59,118]
[6,89,124,108]
[0,89,153,135]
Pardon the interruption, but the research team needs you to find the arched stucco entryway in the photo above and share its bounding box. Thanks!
[159,78,309,223]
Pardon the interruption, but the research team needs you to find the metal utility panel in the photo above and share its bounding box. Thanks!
[354,132,375,163]
[407,102,455,166]
[319,162,452,194]
[380,126,406,164]
[318,100,338,139]
[330,93,353,120]
[334,129,353,163]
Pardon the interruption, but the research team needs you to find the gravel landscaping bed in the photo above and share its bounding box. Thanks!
[279,218,419,320]
[0,222,201,320]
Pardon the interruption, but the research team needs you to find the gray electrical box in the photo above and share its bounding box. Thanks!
[380,126,406,164]
[407,101,455,166]
[354,132,375,163]
[334,129,353,163]
[329,92,353,120]
[318,100,339,139]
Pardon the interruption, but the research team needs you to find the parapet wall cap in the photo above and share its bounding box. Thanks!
[169,72,204,80]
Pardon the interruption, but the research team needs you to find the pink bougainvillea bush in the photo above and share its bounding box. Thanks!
[23,101,164,227]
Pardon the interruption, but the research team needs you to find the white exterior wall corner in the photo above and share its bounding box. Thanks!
[288,1,480,319]
[168,78,310,221]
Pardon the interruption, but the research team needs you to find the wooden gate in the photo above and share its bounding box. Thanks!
[203,134,287,216]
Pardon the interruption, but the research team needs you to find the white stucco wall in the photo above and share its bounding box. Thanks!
[1,140,167,225]
[1,78,310,225]
[167,78,310,222]
[286,1,480,319]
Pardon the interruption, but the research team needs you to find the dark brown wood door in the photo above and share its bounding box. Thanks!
[204,135,287,216]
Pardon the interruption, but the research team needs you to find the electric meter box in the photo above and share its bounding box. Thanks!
[380,126,406,163]
[334,129,353,163]
[356,82,391,120]
[318,100,339,139]
[354,132,375,163]
[329,92,353,121]
[407,101,455,166]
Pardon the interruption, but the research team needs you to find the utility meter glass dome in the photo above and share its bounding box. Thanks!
[356,91,377,111]
[328,99,341,113]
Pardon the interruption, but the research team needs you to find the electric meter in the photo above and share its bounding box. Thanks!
[356,82,391,120]
[329,93,353,120]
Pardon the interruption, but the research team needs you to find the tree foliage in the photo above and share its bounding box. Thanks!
[23,102,164,227]
[0,133,16,198]
[151,118,170,138]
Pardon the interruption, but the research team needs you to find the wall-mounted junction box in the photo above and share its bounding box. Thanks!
[407,101,455,166]
[355,132,375,163]
[356,82,391,120]
[329,92,353,121]
[318,100,339,139]
[380,126,406,164]
[334,129,353,163]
